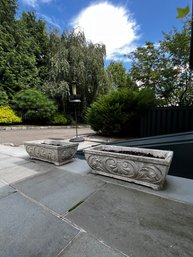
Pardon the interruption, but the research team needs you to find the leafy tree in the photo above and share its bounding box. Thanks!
[0,0,17,26]
[82,41,107,105]
[129,20,193,106]
[129,42,178,105]
[0,90,9,106]
[43,29,107,114]
[106,62,127,90]
[0,4,40,99]
[42,30,70,113]
[160,21,193,106]
[20,12,50,84]
[106,62,130,90]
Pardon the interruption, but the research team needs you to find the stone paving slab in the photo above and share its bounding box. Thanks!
[0,158,58,184]
[67,183,193,257]
[12,169,105,215]
[0,145,28,158]
[59,232,126,257]
[0,166,37,184]
[0,157,29,170]
[92,173,193,205]
[57,159,92,175]
[0,180,16,199]
[0,192,79,257]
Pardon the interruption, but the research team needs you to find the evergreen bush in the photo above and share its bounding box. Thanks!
[85,88,155,136]
[0,106,22,124]
[50,113,68,125]
[12,89,57,124]
[0,91,9,106]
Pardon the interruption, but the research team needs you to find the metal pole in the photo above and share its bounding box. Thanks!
[69,99,84,142]
[74,103,78,138]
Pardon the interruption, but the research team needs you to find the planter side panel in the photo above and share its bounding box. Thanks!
[85,153,171,190]
[25,144,78,165]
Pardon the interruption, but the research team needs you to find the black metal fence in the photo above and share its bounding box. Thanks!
[140,107,193,137]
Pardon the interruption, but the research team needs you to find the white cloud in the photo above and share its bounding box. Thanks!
[40,14,62,30]
[71,1,140,61]
[22,0,53,8]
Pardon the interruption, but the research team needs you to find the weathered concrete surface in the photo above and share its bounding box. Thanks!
[0,192,79,257]
[1,142,193,257]
[96,173,193,205]
[0,159,55,184]
[0,144,28,158]
[0,156,28,169]
[12,169,105,215]
[59,232,126,257]
[57,159,92,175]
[67,183,193,257]
[0,181,16,199]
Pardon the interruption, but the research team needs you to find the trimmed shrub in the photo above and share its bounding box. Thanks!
[12,89,57,124]
[50,113,68,125]
[0,106,22,124]
[85,88,155,136]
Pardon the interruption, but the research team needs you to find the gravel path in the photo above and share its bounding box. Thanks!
[0,127,94,146]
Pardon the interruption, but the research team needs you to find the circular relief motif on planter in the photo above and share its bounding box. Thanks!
[105,158,138,177]
[136,164,163,183]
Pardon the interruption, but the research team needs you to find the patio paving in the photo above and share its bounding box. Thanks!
[0,141,193,257]
[12,169,105,215]
[67,183,193,257]
[0,192,79,257]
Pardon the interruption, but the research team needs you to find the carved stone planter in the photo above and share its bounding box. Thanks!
[84,145,173,190]
[24,139,79,165]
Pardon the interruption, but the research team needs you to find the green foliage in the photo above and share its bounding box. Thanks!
[20,11,50,84]
[0,90,9,106]
[0,2,107,117]
[12,89,57,123]
[50,113,68,125]
[176,6,190,19]
[0,18,40,97]
[106,62,136,90]
[44,29,107,114]
[129,20,193,106]
[0,0,17,25]
[0,106,21,124]
[85,88,155,136]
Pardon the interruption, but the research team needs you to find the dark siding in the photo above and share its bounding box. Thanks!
[140,107,193,137]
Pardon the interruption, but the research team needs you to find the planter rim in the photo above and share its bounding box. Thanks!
[24,140,79,149]
[84,144,173,165]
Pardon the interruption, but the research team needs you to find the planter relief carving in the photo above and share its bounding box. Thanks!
[84,145,173,190]
[24,139,78,165]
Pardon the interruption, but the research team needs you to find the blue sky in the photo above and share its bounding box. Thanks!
[17,0,191,64]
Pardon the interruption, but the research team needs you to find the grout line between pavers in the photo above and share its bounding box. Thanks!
[101,177,193,206]
[55,230,130,257]
[13,189,82,231]
[95,237,130,257]
[11,181,108,232]
[62,181,108,219]
[54,231,83,257]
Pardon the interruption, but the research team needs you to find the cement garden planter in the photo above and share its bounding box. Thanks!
[24,139,79,165]
[84,145,173,190]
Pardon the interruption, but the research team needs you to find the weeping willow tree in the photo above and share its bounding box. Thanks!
[43,29,107,114]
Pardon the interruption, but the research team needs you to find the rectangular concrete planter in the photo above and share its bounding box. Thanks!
[84,145,173,190]
[24,139,79,165]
